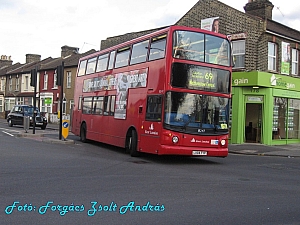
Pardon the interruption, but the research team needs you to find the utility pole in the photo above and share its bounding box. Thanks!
[30,68,37,134]
[56,62,64,140]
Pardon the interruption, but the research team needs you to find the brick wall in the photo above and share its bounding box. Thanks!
[99,0,300,74]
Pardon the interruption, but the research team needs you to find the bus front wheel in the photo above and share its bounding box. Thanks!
[80,123,87,143]
[127,129,139,157]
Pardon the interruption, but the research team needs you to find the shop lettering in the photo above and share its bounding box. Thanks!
[233,78,248,85]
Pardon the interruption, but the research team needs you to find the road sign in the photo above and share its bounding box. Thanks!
[62,120,69,139]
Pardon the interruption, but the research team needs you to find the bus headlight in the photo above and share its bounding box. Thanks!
[221,139,226,146]
[172,136,179,144]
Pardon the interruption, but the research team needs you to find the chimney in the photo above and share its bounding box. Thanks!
[0,55,13,68]
[61,45,79,58]
[26,54,41,63]
[244,0,274,20]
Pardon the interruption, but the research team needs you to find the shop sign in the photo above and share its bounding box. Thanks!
[247,96,263,102]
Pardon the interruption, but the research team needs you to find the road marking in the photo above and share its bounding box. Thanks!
[2,131,14,136]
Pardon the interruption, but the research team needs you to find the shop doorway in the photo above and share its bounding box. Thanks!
[245,103,262,143]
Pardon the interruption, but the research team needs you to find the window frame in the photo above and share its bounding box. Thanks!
[130,40,149,65]
[268,42,277,71]
[44,73,48,90]
[146,95,162,121]
[115,47,131,68]
[232,40,245,68]
[67,71,72,88]
[292,48,299,75]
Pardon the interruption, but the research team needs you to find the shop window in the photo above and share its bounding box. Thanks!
[268,42,277,71]
[273,97,287,139]
[287,99,300,139]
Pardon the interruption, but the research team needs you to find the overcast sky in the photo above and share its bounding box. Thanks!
[1,0,299,64]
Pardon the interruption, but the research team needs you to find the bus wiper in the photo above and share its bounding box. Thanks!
[182,117,192,131]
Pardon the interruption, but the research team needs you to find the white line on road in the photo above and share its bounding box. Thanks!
[2,131,14,136]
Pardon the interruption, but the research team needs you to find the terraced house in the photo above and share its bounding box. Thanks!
[100,0,300,146]
[0,46,95,122]
[1,0,299,146]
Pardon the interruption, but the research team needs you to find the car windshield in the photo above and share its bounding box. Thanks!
[23,106,39,114]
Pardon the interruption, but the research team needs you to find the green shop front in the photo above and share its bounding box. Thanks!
[230,71,300,145]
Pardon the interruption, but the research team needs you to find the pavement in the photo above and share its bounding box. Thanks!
[1,119,300,157]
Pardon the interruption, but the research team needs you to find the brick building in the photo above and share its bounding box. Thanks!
[100,0,300,145]
[38,46,96,122]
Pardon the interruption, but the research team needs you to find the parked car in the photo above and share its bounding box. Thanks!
[7,105,47,130]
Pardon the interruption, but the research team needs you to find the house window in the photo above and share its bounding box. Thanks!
[15,77,19,91]
[25,76,29,90]
[5,98,15,112]
[268,42,277,71]
[16,97,23,105]
[70,99,74,111]
[44,73,48,89]
[67,71,71,88]
[9,78,12,91]
[1,79,5,91]
[232,40,245,68]
[53,71,58,89]
[62,99,67,115]
[0,98,3,112]
[292,49,299,75]
[41,97,52,113]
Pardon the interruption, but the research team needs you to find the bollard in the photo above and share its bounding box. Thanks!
[24,116,30,133]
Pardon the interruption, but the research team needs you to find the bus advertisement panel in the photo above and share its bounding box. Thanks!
[71,25,232,157]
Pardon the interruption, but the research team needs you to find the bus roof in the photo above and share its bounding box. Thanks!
[79,25,230,61]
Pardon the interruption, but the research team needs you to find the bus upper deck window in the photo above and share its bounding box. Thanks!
[78,60,87,76]
[149,34,167,61]
[130,40,149,65]
[108,51,116,70]
[115,46,130,68]
[96,53,109,72]
[86,57,97,74]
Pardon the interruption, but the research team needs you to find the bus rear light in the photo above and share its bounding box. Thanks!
[172,136,179,144]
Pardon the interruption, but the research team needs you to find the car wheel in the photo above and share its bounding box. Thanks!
[8,119,13,127]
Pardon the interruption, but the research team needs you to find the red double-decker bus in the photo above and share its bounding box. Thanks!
[71,25,232,157]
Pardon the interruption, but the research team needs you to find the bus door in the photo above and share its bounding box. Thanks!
[139,95,163,154]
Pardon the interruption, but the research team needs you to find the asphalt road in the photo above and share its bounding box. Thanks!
[0,125,300,225]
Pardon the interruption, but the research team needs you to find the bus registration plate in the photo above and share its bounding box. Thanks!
[192,151,207,156]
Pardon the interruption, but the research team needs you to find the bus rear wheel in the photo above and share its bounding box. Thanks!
[127,129,139,157]
[80,123,87,143]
